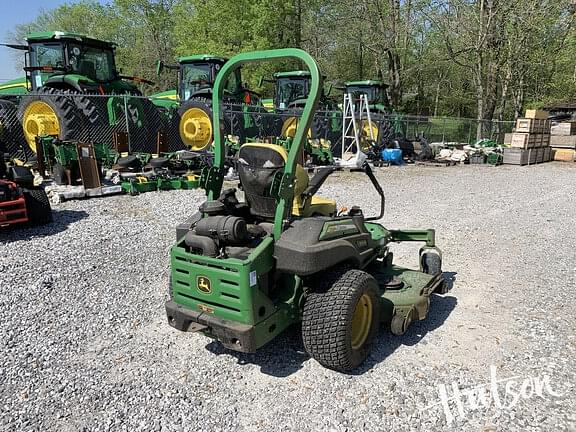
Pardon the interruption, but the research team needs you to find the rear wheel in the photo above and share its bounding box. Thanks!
[23,187,52,226]
[302,269,380,372]
[17,87,86,154]
[176,98,233,151]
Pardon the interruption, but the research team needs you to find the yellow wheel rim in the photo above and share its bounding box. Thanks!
[22,101,60,153]
[281,116,312,139]
[360,120,379,152]
[350,293,373,350]
[179,107,212,151]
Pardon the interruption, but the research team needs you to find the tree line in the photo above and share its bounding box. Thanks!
[7,0,576,121]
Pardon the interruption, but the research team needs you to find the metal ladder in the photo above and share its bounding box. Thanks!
[340,92,374,159]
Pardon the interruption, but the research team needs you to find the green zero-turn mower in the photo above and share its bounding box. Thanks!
[165,49,446,372]
[153,55,263,152]
[0,31,163,159]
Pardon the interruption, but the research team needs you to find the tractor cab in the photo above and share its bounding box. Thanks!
[17,32,139,94]
[344,80,390,113]
[273,71,313,109]
[157,55,244,102]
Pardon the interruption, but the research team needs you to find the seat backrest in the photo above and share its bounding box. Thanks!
[237,143,287,219]
[238,143,312,219]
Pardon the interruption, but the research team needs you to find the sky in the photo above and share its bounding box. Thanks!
[0,0,108,81]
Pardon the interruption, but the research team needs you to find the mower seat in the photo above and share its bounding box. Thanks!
[237,143,336,219]
[149,157,169,168]
[116,155,141,169]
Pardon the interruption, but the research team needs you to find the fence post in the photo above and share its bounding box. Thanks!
[123,95,131,153]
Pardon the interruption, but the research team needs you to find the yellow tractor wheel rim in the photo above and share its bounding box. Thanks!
[281,116,312,139]
[350,293,373,350]
[360,120,379,152]
[22,101,61,153]
[179,107,212,151]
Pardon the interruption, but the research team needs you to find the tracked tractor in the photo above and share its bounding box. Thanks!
[165,49,446,372]
[154,55,262,152]
[0,31,163,159]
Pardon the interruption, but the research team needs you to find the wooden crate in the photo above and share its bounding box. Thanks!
[544,146,552,162]
[515,118,549,133]
[541,134,550,147]
[553,149,576,162]
[550,135,576,149]
[510,133,539,149]
[550,122,576,136]
[525,109,549,120]
[535,147,545,163]
[503,148,538,165]
[503,133,513,145]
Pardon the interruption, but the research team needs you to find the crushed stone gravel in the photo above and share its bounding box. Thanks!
[1,162,574,431]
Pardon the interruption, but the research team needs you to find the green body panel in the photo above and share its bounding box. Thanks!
[150,90,178,109]
[369,263,438,322]
[0,77,29,95]
[170,236,300,349]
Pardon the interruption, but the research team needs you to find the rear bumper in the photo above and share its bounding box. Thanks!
[0,198,28,227]
[165,300,257,353]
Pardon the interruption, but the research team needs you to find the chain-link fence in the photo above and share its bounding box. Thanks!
[0,90,516,165]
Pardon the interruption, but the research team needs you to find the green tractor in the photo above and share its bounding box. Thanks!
[343,80,410,160]
[165,49,446,372]
[261,70,341,165]
[154,55,262,152]
[0,31,162,159]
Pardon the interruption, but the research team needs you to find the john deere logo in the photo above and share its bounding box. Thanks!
[197,276,211,294]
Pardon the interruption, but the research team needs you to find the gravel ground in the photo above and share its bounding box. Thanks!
[1,162,575,432]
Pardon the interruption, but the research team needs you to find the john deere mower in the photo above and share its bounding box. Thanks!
[165,49,445,372]
[0,150,51,228]
[0,31,163,158]
[154,55,262,152]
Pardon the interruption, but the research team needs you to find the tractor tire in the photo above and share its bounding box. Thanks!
[362,113,393,157]
[176,98,232,152]
[71,92,118,147]
[17,88,87,154]
[0,99,30,160]
[23,187,52,226]
[421,251,442,275]
[302,269,380,372]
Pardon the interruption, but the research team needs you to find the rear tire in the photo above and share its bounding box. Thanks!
[23,187,52,226]
[302,269,380,372]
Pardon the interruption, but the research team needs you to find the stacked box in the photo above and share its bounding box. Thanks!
[515,118,550,134]
[510,133,539,149]
[550,122,576,136]
[525,109,549,119]
[503,148,538,165]
[553,149,576,162]
[544,147,552,162]
[550,134,576,149]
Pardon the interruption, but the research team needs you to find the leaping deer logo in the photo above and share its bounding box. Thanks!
[197,276,211,293]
